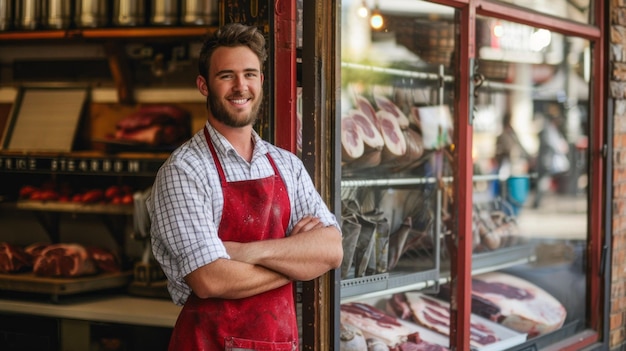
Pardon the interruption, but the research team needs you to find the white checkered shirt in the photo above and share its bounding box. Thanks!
[147,122,339,305]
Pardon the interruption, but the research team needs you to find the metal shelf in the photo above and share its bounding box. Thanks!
[0,27,214,42]
[340,268,440,300]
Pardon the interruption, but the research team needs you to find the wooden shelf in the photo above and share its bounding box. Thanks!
[0,26,215,41]
[9,200,134,215]
[0,151,168,176]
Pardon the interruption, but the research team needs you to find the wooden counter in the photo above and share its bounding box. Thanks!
[0,295,181,328]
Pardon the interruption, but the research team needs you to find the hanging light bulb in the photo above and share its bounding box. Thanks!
[370,5,383,30]
[357,0,369,18]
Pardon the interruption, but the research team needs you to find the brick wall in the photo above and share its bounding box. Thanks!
[611,0,626,348]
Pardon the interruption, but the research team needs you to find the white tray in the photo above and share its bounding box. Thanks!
[356,294,527,351]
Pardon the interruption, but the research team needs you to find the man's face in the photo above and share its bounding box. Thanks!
[206,46,264,128]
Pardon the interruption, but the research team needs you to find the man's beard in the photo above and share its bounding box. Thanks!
[208,90,263,128]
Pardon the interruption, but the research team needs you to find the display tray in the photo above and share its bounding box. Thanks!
[358,295,527,351]
[14,200,134,215]
[0,271,133,298]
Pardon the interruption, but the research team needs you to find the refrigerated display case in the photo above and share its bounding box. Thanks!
[297,0,605,349]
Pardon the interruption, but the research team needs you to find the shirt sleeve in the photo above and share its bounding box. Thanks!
[148,160,229,304]
[284,152,341,234]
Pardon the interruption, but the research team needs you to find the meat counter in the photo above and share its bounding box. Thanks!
[0,295,180,350]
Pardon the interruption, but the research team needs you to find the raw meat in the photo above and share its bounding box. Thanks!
[340,302,414,347]
[87,247,121,273]
[0,242,32,273]
[391,331,449,351]
[349,109,385,151]
[33,243,98,277]
[374,94,411,129]
[470,272,567,337]
[355,95,382,131]
[342,110,384,169]
[378,110,407,162]
[342,114,365,161]
[114,104,191,146]
[389,292,500,347]
[339,322,367,351]
[341,302,450,351]
[387,128,425,172]
[24,242,50,262]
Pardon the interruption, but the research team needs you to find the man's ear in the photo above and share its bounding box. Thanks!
[196,75,209,96]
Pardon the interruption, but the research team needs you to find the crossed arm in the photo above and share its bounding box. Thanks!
[185,216,343,299]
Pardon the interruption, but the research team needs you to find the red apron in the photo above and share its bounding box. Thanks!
[167,127,297,351]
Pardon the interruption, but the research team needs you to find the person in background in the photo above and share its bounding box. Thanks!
[147,23,343,351]
[532,103,570,208]
[494,113,531,215]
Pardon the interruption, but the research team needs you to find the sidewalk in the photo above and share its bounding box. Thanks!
[515,192,587,240]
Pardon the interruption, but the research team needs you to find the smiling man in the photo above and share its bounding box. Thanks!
[147,23,343,351]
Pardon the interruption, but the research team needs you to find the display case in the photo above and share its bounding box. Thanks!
[323,0,600,350]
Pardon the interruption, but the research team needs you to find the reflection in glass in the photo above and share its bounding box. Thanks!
[337,1,591,350]
[473,15,589,344]
[339,0,456,291]
[494,0,592,24]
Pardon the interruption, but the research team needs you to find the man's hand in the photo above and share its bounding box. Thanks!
[290,216,324,236]
[223,216,343,281]
[223,216,324,263]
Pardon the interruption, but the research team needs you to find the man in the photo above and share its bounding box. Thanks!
[147,23,343,350]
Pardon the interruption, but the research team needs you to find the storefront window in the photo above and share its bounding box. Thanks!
[337,0,591,350]
[472,15,590,344]
[338,0,464,349]
[494,0,593,24]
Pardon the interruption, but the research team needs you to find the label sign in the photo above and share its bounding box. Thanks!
[0,156,164,175]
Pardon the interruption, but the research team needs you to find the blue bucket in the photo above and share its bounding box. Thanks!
[507,176,530,206]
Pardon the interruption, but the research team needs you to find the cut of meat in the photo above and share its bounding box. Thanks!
[378,110,407,162]
[114,104,191,146]
[385,128,425,172]
[374,94,410,129]
[389,292,500,347]
[391,332,449,351]
[349,109,385,150]
[471,272,567,337]
[341,302,414,347]
[342,110,384,170]
[33,243,98,278]
[339,322,368,351]
[341,114,365,162]
[24,242,50,258]
[355,95,382,131]
[87,247,122,273]
[0,242,33,273]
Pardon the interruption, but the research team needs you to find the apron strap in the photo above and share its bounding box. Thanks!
[204,126,279,183]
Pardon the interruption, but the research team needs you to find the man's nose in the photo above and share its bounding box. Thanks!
[233,75,248,92]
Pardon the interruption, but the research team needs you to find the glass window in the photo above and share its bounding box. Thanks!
[337,1,591,350]
[494,0,593,24]
[472,15,590,345]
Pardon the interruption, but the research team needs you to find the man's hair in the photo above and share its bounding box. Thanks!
[198,23,267,79]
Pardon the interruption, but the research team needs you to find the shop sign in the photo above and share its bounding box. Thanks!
[0,156,156,175]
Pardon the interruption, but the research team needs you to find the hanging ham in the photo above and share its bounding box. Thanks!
[378,110,408,163]
[374,94,411,130]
